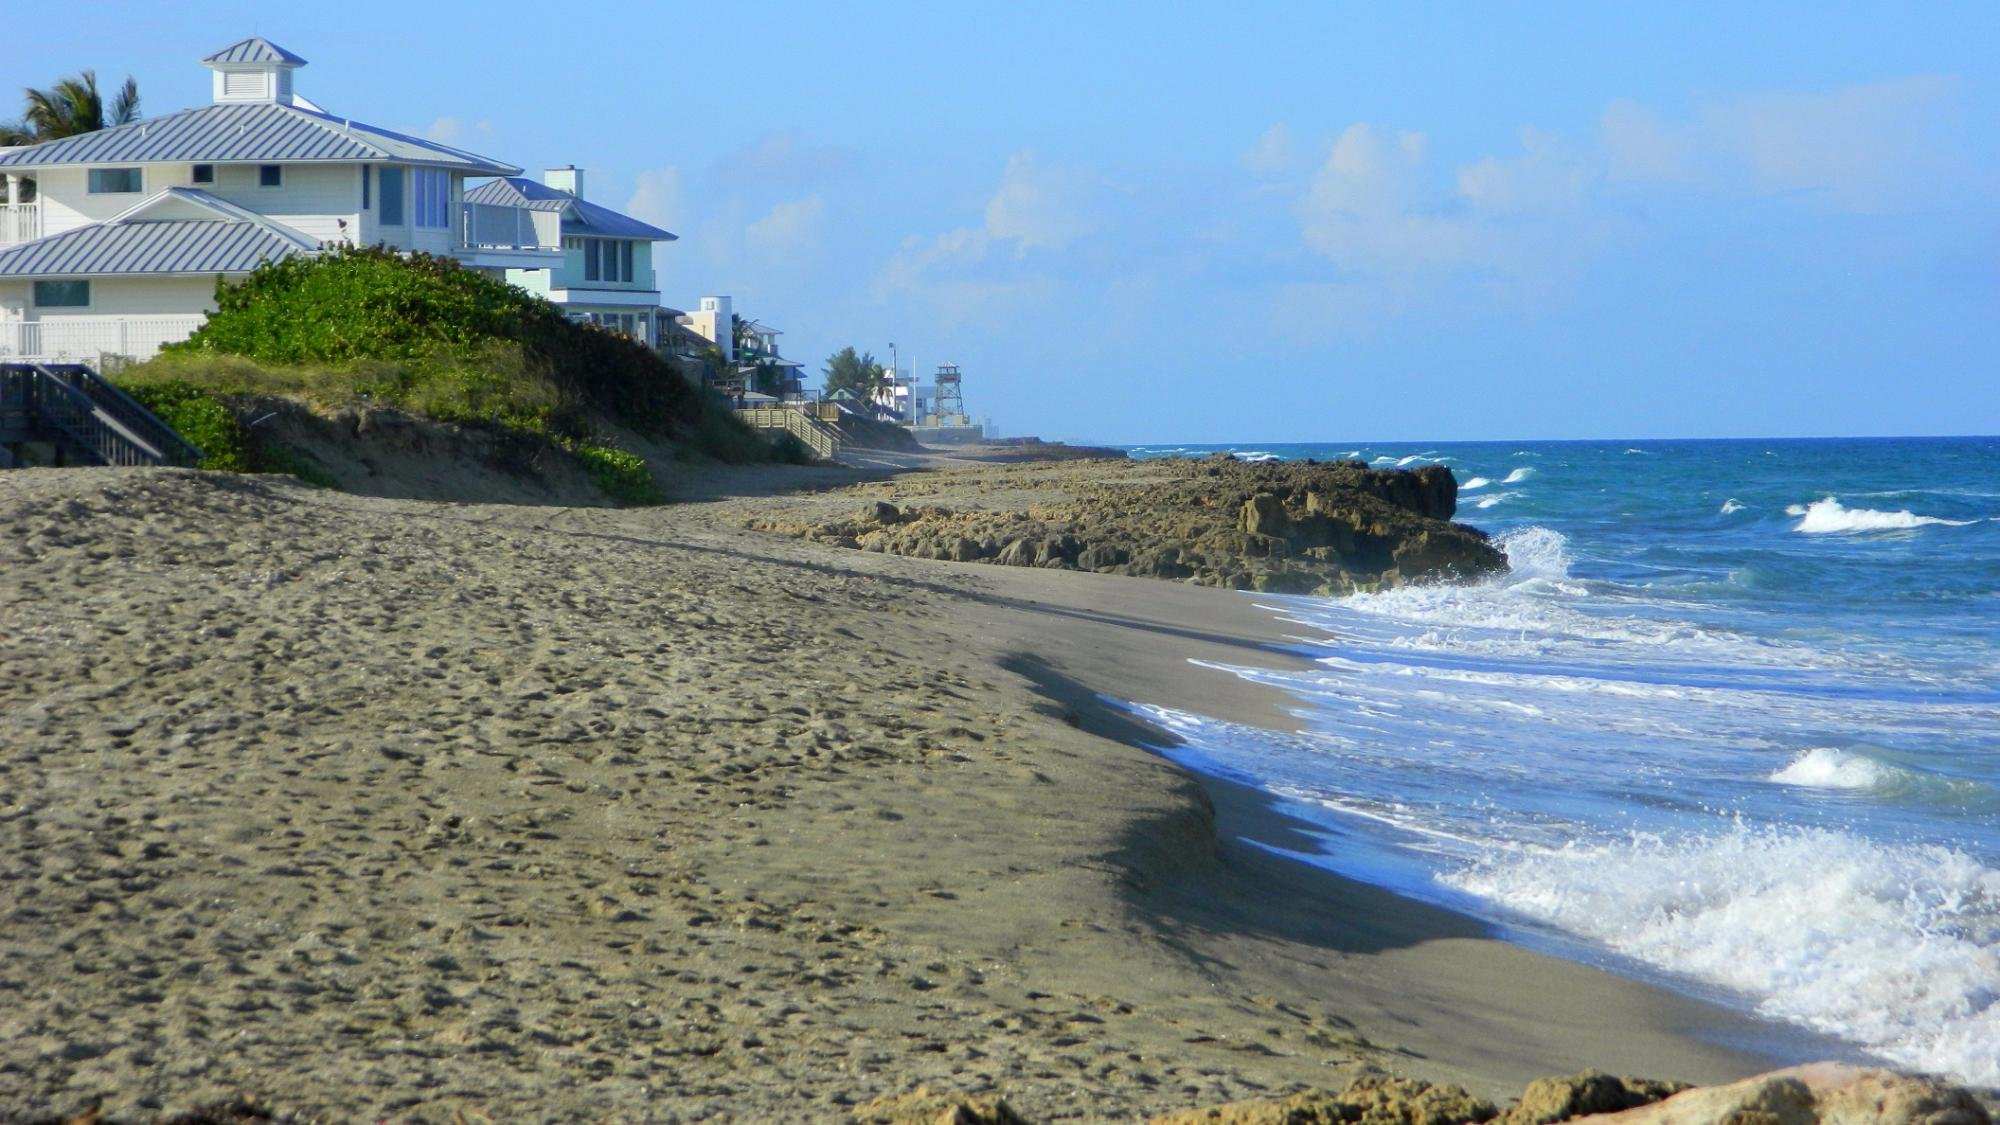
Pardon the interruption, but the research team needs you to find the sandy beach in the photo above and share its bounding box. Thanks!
[0,462,1860,1122]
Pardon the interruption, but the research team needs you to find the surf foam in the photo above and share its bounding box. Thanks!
[1503,467,1535,484]
[1443,825,2000,1083]
[1787,497,1975,534]
[1768,747,1896,790]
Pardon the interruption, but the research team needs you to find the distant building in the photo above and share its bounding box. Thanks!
[464,167,676,346]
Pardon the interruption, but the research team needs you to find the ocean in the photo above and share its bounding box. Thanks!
[1122,438,2000,1084]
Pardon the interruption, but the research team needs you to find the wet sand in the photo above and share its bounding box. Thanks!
[0,465,1851,1122]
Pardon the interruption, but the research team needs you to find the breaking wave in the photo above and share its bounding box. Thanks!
[1787,497,1976,535]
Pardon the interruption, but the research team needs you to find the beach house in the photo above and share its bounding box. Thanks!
[463,169,677,346]
[0,38,560,363]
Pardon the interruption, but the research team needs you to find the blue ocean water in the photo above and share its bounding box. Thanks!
[1123,438,2000,1083]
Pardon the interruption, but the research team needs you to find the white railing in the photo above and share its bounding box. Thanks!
[0,315,208,363]
[0,202,41,246]
[459,203,561,252]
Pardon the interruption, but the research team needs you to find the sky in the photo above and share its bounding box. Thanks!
[5,2,1997,442]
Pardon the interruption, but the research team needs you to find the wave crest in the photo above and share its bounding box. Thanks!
[1787,497,1975,534]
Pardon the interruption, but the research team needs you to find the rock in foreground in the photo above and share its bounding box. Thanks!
[749,454,1506,595]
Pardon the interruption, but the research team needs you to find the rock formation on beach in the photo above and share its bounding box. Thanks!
[746,454,1506,596]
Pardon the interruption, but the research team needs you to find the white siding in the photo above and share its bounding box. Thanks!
[203,163,357,245]
[64,277,219,315]
[39,168,148,234]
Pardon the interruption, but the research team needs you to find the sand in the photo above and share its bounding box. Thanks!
[0,465,1856,1122]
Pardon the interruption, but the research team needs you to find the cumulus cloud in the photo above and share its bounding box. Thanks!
[983,151,1098,255]
[1243,123,1294,175]
[1457,128,1592,214]
[1296,124,1504,277]
[1602,76,1960,212]
[745,195,826,254]
[420,116,494,146]
[625,167,685,232]
[873,150,1103,325]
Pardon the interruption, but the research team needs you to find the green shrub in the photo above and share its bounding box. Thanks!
[573,444,660,505]
[169,247,703,438]
[122,381,251,471]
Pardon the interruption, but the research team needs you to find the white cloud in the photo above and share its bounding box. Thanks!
[873,151,1103,326]
[1601,77,1960,212]
[746,195,826,255]
[1243,123,1294,175]
[420,116,494,147]
[983,150,1098,255]
[625,167,685,232]
[1296,124,1503,277]
[1457,128,1592,214]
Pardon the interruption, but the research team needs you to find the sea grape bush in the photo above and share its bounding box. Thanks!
[171,246,703,437]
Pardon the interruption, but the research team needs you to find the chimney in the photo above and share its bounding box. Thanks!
[544,166,584,199]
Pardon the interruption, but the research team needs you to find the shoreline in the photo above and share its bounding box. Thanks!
[0,463,1886,1120]
[942,562,1871,1096]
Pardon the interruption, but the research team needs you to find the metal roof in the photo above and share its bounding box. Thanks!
[202,38,308,66]
[0,100,520,175]
[464,177,676,240]
[0,188,317,277]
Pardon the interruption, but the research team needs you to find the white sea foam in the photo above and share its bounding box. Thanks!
[1443,826,2000,1083]
[1503,467,1535,484]
[1720,498,1745,514]
[1461,477,1492,491]
[1768,747,1896,790]
[1787,497,1975,535]
[1372,455,1398,465]
[1475,495,1507,508]
[1397,455,1423,467]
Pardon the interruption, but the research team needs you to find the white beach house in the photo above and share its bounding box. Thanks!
[0,38,560,363]
[463,168,677,346]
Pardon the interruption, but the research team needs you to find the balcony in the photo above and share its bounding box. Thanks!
[0,202,41,248]
[0,315,208,364]
[455,202,562,271]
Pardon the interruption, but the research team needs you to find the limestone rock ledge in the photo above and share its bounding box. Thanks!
[750,455,1507,596]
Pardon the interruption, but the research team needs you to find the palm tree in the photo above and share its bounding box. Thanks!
[0,70,140,146]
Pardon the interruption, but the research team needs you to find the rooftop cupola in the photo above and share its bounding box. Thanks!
[201,37,307,106]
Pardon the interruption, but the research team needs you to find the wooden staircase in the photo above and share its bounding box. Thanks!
[0,363,204,469]
[734,404,842,462]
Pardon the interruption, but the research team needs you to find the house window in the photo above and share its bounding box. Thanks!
[620,241,634,283]
[33,280,89,308]
[191,164,215,185]
[86,168,142,194]
[258,164,282,187]
[361,166,370,209]
[379,166,404,224]
[410,168,450,229]
[584,240,600,282]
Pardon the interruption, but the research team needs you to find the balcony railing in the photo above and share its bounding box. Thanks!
[0,202,41,247]
[459,203,560,253]
[0,315,208,363]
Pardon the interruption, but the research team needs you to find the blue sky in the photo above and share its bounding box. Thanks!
[6,2,1996,441]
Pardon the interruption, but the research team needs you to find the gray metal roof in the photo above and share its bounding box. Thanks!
[0,188,317,277]
[464,177,676,240]
[0,100,520,175]
[202,38,307,66]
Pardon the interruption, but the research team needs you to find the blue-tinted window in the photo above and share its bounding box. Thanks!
[379,167,404,225]
[191,164,214,185]
[86,168,141,193]
[362,166,370,209]
[584,240,600,282]
[258,164,282,187]
[33,280,89,307]
[621,241,634,283]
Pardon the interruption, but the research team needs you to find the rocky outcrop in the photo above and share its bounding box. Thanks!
[1145,1066,1992,1125]
[749,454,1505,596]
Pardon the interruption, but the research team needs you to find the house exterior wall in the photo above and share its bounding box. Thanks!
[0,275,217,316]
[202,163,358,245]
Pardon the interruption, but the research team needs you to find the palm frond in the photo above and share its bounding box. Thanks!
[110,76,139,125]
